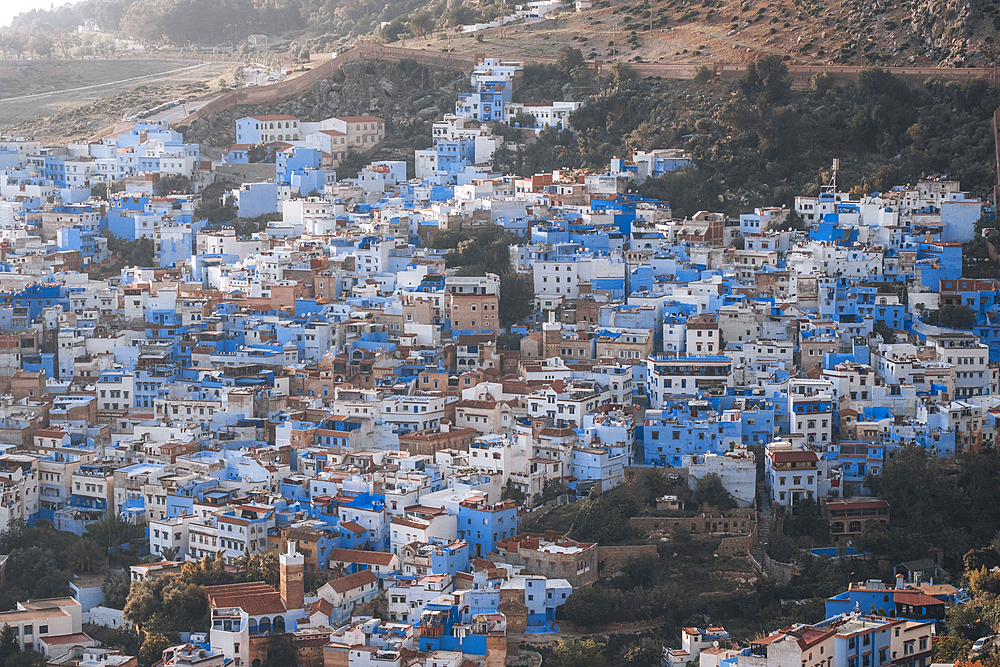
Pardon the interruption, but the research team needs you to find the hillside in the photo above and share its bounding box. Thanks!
[7,0,998,68]
[179,59,467,171]
[392,0,999,68]
[0,60,229,141]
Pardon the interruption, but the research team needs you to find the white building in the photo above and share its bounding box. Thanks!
[765,440,821,509]
[683,448,756,507]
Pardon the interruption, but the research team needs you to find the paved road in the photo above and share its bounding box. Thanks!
[0,61,216,104]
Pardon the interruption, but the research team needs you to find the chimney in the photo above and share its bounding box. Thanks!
[895,574,905,589]
[279,540,304,611]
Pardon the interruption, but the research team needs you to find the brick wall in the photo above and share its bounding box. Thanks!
[596,544,658,577]
[718,534,753,557]
[630,511,756,536]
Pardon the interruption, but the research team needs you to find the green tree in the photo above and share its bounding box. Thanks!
[965,546,1000,573]
[873,320,897,344]
[783,498,829,544]
[693,65,713,84]
[571,493,635,544]
[102,232,156,270]
[737,55,790,104]
[409,10,435,36]
[87,514,146,549]
[968,566,1000,597]
[550,638,609,667]
[91,182,110,199]
[154,174,192,195]
[245,551,280,588]
[865,443,956,535]
[693,473,737,510]
[536,479,567,505]
[180,552,236,587]
[502,479,527,504]
[499,272,533,323]
[264,633,297,667]
[615,638,665,667]
[67,539,106,573]
[102,570,131,609]
[847,68,915,152]
[0,545,72,609]
[159,546,180,561]
[124,576,209,634]
[511,111,537,128]
[138,634,171,667]
[926,304,977,329]
[607,61,637,88]
[0,625,19,665]
[617,552,662,590]
[554,46,585,76]
[558,588,613,628]
[854,519,927,564]
[5,649,47,667]
[497,332,523,350]
[248,142,277,164]
[811,71,835,93]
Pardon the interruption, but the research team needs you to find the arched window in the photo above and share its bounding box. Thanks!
[273,616,286,634]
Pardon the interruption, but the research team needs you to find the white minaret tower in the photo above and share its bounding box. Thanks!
[279,540,304,611]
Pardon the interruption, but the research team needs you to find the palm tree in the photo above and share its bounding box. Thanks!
[247,552,279,588]
[67,539,106,573]
[160,546,180,562]
[234,548,253,574]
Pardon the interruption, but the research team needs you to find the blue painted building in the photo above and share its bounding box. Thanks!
[435,138,476,176]
[456,497,517,559]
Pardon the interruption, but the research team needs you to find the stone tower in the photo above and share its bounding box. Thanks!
[542,310,562,360]
[279,540,304,611]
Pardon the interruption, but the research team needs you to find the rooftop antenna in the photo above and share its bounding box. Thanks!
[823,159,839,195]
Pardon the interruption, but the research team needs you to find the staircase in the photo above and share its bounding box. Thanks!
[752,480,772,569]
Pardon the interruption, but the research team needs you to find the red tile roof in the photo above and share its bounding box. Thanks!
[204,582,286,615]
[328,548,396,567]
[339,521,366,535]
[324,569,378,595]
[309,598,334,618]
[895,592,944,606]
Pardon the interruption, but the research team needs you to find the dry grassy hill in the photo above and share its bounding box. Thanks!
[395,0,997,68]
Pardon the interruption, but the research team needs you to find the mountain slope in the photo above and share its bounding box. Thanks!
[6,0,997,67]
